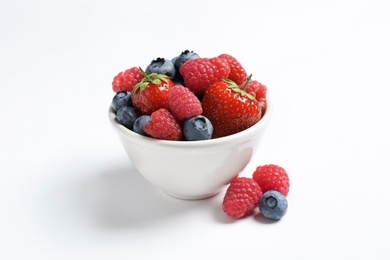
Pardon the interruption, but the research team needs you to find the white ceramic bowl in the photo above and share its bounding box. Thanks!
[108,100,272,200]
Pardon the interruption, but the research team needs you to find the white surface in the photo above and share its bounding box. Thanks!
[1,0,389,259]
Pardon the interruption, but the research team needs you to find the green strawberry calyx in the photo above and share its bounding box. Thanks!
[224,74,258,102]
[133,67,170,92]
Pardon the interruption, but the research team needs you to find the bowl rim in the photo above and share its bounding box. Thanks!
[108,98,273,149]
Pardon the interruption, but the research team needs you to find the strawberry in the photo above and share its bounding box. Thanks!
[201,78,262,138]
[131,68,174,115]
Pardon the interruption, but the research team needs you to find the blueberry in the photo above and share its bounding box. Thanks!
[183,115,213,141]
[259,191,288,220]
[172,73,184,86]
[171,55,184,84]
[116,106,140,130]
[171,55,178,67]
[111,91,132,112]
[174,50,200,70]
[133,115,152,136]
[145,57,176,79]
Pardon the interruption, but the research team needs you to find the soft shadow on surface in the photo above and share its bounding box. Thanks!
[253,212,280,224]
[76,164,209,228]
[43,159,212,230]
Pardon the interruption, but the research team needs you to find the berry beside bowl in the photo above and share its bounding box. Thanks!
[108,99,272,200]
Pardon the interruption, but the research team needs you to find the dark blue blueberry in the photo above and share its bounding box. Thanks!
[145,57,176,79]
[133,115,152,136]
[259,190,288,220]
[116,106,140,130]
[171,55,184,85]
[183,115,213,141]
[174,50,200,70]
[111,91,132,112]
[172,73,184,86]
[171,55,178,67]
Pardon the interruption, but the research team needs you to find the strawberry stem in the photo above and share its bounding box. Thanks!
[241,74,253,91]
[139,67,151,81]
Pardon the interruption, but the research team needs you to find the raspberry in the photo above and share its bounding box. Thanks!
[168,85,202,123]
[244,80,267,113]
[144,108,183,141]
[218,54,247,85]
[252,164,290,197]
[112,67,144,93]
[179,57,230,95]
[222,177,263,219]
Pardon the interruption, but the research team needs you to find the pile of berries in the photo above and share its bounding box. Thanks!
[222,164,290,220]
[110,50,267,141]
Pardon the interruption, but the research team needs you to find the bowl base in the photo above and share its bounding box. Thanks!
[164,190,221,200]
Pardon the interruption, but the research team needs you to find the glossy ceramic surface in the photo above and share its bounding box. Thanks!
[109,100,272,200]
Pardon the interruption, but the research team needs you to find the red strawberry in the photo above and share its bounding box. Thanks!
[201,79,262,138]
[179,57,230,96]
[131,69,174,115]
[218,54,247,85]
[144,108,183,141]
[112,67,144,92]
[168,85,202,123]
[222,177,263,219]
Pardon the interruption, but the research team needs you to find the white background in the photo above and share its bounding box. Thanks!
[1,0,390,259]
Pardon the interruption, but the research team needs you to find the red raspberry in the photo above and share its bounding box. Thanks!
[144,108,183,141]
[168,85,202,123]
[252,164,290,197]
[245,80,267,113]
[112,67,144,93]
[218,54,247,85]
[222,177,263,219]
[179,57,230,96]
